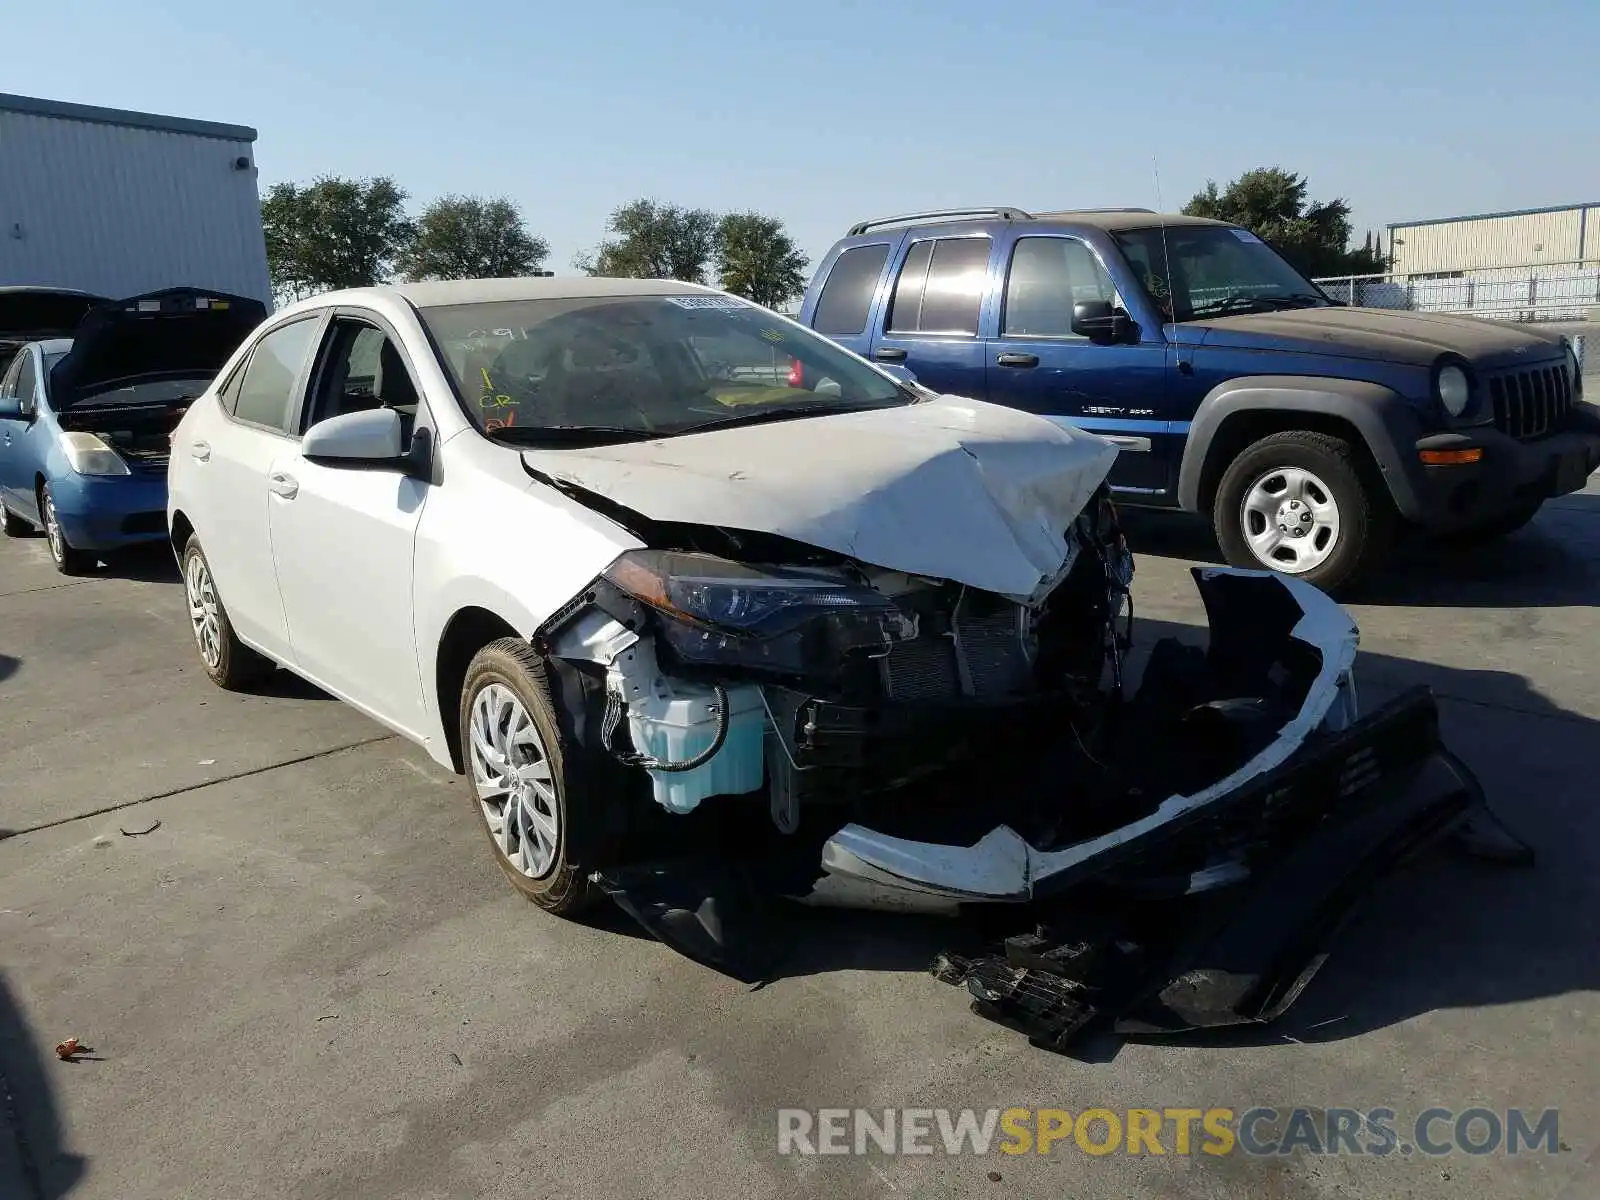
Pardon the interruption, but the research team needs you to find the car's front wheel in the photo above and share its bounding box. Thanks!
[39,484,96,575]
[180,536,273,690]
[459,638,601,915]
[1213,430,1394,596]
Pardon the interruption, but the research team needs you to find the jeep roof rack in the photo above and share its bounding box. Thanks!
[846,207,1033,236]
[1034,207,1158,217]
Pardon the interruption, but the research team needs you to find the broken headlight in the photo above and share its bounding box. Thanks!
[602,550,913,677]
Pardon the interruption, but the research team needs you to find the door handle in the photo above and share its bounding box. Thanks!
[873,347,908,363]
[268,472,299,499]
[995,353,1040,368]
[190,440,211,462]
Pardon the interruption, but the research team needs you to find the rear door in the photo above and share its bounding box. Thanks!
[866,234,995,398]
[984,233,1174,499]
[186,314,324,664]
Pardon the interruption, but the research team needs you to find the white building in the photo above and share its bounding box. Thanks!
[0,92,271,304]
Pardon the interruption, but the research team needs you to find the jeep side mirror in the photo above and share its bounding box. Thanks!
[1072,300,1136,344]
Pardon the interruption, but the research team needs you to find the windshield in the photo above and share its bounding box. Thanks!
[418,295,910,444]
[1112,226,1328,322]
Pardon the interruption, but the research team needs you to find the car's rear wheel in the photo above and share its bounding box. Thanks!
[459,638,601,915]
[180,535,273,690]
[40,484,96,575]
[1213,430,1393,596]
[1,504,30,538]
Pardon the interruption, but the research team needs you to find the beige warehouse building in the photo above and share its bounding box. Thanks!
[1388,202,1600,277]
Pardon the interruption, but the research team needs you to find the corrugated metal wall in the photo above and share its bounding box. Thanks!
[0,108,270,304]
[1390,208,1585,275]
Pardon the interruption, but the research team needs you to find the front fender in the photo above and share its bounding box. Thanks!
[1178,375,1430,519]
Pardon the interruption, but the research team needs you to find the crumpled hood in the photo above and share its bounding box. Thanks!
[1183,305,1568,368]
[522,395,1120,603]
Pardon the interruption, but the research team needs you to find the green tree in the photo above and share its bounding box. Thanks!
[397,195,549,281]
[261,175,412,301]
[1183,168,1387,277]
[716,212,809,308]
[575,199,720,282]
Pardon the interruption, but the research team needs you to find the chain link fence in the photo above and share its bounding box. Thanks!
[1313,261,1600,323]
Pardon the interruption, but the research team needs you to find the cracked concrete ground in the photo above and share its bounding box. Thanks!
[1,481,1597,1200]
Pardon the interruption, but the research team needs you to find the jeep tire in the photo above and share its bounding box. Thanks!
[1213,430,1394,596]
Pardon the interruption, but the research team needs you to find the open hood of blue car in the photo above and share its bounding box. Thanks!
[48,287,267,409]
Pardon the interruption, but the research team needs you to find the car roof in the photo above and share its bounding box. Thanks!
[841,208,1233,239]
[314,277,724,311]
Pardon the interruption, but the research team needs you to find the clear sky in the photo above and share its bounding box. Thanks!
[9,0,1599,278]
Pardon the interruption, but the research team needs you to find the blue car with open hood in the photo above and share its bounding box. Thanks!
[0,286,266,573]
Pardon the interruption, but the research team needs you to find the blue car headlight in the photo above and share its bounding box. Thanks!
[60,432,131,477]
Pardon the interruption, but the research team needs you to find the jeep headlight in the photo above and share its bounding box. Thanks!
[1437,365,1471,417]
[1566,341,1583,397]
[60,432,131,476]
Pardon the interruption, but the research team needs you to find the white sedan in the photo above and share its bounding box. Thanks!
[168,277,1391,924]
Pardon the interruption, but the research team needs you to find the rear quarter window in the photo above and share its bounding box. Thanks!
[811,244,891,336]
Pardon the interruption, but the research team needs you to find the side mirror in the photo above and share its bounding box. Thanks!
[302,408,431,480]
[0,396,23,421]
[1072,300,1136,344]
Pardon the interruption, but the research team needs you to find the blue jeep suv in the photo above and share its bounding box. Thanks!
[798,206,1600,593]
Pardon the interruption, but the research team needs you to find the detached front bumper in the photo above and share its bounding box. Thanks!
[1410,402,1600,530]
[817,567,1364,903]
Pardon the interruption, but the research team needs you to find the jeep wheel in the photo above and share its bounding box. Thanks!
[1214,430,1393,595]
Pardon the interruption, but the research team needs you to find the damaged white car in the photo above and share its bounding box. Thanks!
[169,278,1516,1048]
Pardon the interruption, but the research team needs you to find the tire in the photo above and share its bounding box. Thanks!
[179,535,274,690]
[1447,500,1543,544]
[1,504,30,537]
[1213,430,1394,596]
[39,484,96,575]
[459,638,602,915]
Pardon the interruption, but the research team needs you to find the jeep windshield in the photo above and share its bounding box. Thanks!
[1113,225,1330,322]
[419,294,912,447]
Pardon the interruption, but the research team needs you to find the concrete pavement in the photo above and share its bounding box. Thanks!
[1,486,1596,1199]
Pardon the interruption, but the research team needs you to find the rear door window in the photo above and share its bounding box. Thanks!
[886,237,990,336]
[230,318,320,433]
[812,244,890,336]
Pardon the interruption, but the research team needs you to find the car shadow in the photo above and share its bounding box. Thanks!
[0,973,87,1198]
[1119,490,1600,610]
[746,618,1600,1057]
[103,544,180,584]
[0,655,17,685]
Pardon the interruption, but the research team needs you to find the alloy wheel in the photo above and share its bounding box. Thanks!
[43,495,65,563]
[468,682,560,879]
[184,552,223,670]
